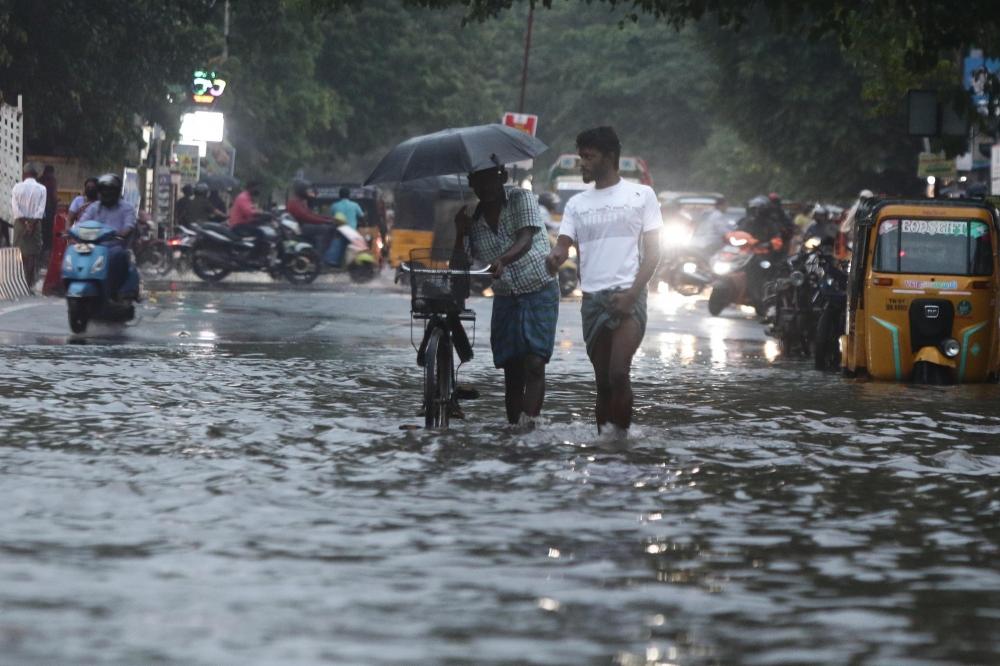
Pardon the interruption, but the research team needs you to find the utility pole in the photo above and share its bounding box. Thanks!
[222,0,230,61]
[518,5,534,113]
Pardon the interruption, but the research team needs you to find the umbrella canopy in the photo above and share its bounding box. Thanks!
[364,124,547,185]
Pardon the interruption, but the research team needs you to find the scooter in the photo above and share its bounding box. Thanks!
[61,220,140,334]
[333,224,379,283]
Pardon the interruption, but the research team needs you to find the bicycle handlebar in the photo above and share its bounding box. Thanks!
[399,262,493,276]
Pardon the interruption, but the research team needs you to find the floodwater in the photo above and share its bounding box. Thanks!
[0,286,998,664]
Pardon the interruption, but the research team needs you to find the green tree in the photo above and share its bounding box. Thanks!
[0,0,217,163]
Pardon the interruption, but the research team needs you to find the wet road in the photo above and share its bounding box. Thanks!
[0,276,998,665]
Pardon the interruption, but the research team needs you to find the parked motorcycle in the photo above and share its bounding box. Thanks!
[133,215,172,277]
[61,220,140,333]
[166,224,197,274]
[762,238,823,356]
[707,231,776,316]
[813,250,849,371]
[189,213,321,285]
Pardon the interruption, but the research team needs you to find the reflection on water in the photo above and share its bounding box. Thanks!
[0,298,998,665]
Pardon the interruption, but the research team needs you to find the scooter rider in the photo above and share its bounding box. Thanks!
[286,179,338,257]
[77,173,136,298]
[804,204,838,247]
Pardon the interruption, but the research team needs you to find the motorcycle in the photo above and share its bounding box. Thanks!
[166,224,197,274]
[707,230,776,316]
[132,214,172,277]
[762,238,822,356]
[189,213,321,285]
[813,250,849,371]
[61,220,141,334]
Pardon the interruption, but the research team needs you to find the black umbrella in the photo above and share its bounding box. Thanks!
[364,123,548,185]
[198,173,239,190]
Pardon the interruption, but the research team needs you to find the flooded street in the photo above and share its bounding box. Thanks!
[1,279,998,665]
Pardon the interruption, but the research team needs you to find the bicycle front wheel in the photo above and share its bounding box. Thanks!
[423,326,453,428]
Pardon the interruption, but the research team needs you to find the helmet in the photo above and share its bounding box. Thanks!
[767,192,782,205]
[747,195,769,211]
[812,203,829,218]
[292,179,312,199]
[538,191,560,212]
[193,182,209,196]
[858,189,874,199]
[96,173,122,206]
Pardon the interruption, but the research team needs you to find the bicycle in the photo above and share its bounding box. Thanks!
[398,248,491,428]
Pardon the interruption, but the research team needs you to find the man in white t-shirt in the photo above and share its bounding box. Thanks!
[546,126,662,437]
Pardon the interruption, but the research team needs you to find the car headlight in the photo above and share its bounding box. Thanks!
[790,271,805,287]
[713,261,731,275]
[662,222,691,247]
[940,338,960,358]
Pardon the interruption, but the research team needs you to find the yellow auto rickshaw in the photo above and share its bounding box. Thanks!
[389,175,472,268]
[842,199,1000,383]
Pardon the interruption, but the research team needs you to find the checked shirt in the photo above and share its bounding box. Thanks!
[465,188,555,296]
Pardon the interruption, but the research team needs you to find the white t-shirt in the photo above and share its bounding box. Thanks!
[558,179,662,293]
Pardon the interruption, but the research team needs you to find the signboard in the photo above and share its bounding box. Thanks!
[192,70,227,105]
[174,143,201,185]
[121,168,141,210]
[180,111,225,144]
[917,152,956,179]
[992,144,1000,195]
[202,139,236,178]
[155,167,173,224]
[502,112,538,136]
[502,112,539,171]
[964,50,1000,115]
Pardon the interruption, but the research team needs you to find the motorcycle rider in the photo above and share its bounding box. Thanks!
[286,179,339,257]
[737,195,785,304]
[690,196,731,254]
[189,182,226,223]
[229,180,271,262]
[537,191,561,234]
[77,173,136,299]
[804,204,839,247]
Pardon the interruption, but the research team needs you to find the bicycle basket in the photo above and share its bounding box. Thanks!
[408,248,471,314]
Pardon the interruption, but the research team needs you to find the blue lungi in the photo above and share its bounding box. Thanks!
[490,280,560,369]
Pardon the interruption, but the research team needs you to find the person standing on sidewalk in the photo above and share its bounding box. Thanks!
[10,164,48,290]
[546,126,662,438]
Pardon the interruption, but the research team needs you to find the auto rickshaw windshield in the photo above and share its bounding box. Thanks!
[873,218,993,276]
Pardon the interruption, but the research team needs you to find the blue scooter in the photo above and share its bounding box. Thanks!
[62,220,140,333]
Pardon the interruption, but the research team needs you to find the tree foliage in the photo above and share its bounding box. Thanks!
[0,0,217,162]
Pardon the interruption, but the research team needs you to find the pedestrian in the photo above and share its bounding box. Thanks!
[453,162,560,426]
[174,184,194,227]
[38,164,58,257]
[68,177,99,224]
[546,126,662,438]
[10,163,48,289]
[326,187,366,267]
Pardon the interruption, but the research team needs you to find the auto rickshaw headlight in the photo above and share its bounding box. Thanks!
[940,338,961,358]
[790,271,805,287]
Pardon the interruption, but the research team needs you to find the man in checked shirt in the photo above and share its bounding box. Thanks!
[453,162,560,426]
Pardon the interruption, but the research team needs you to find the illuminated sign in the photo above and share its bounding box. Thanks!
[180,111,225,143]
[192,70,227,104]
[502,111,538,136]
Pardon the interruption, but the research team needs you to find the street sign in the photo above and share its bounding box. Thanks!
[502,112,539,171]
[502,112,538,136]
[917,152,956,179]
